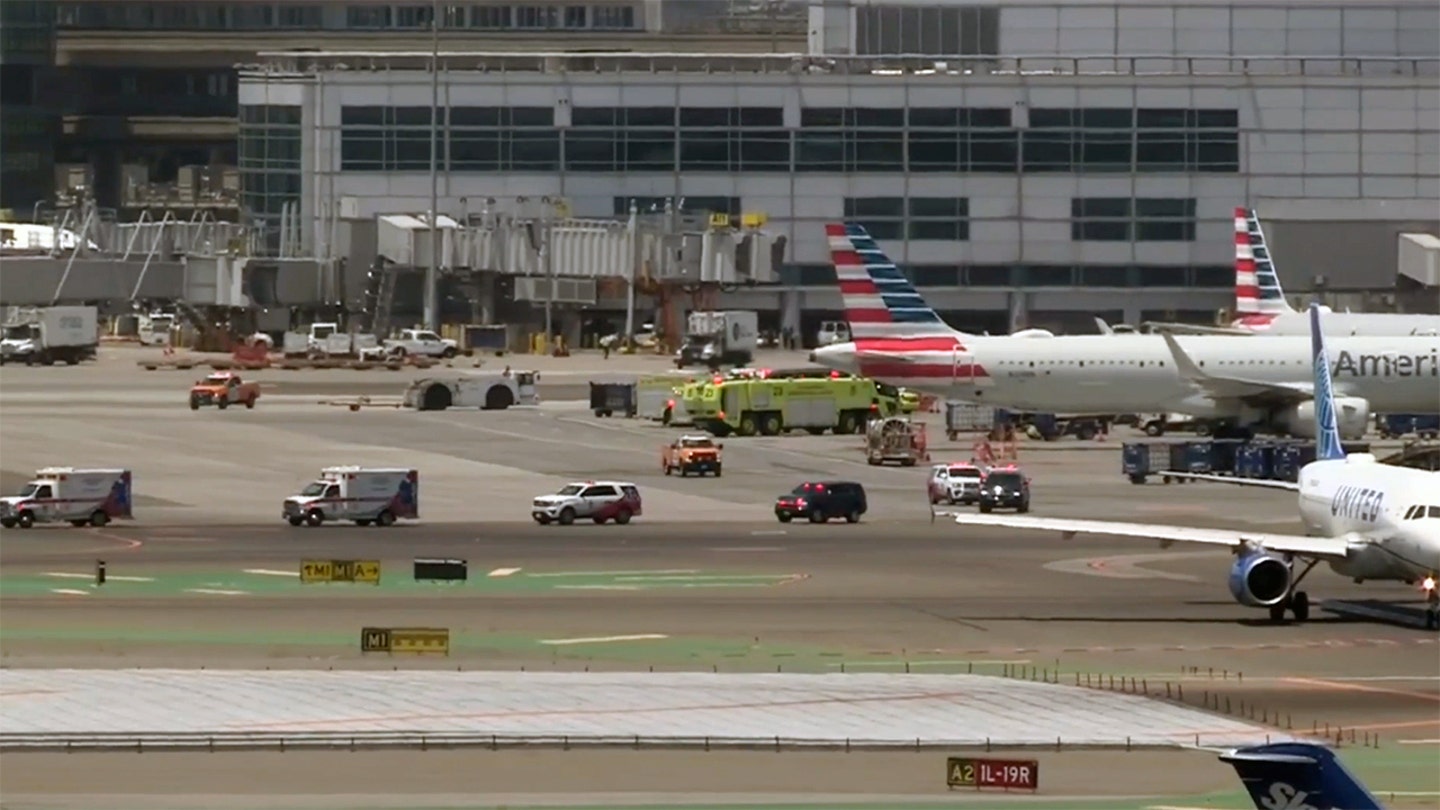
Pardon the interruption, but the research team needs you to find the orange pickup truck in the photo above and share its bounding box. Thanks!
[189,372,261,411]
[662,435,723,477]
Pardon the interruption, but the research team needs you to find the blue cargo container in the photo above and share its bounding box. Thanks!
[1378,414,1440,440]
[1235,442,1280,479]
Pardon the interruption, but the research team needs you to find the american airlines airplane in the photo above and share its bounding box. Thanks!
[1143,207,1440,337]
[943,305,1440,628]
[809,223,1440,439]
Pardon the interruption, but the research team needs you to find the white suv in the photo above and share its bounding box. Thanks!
[928,462,986,505]
[532,481,643,526]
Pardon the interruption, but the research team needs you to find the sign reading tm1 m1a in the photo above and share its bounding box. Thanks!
[946,757,1038,792]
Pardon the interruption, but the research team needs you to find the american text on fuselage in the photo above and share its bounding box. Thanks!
[1330,485,1386,523]
[1333,349,1439,378]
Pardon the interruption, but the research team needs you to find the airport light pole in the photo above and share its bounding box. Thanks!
[423,0,441,331]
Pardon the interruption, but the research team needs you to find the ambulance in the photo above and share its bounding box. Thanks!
[283,467,419,527]
[0,468,133,528]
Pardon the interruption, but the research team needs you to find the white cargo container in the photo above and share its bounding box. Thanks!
[0,306,99,365]
[283,467,419,527]
[0,468,133,528]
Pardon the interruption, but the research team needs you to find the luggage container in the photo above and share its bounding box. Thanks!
[945,401,996,440]
[1122,441,1173,484]
[589,382,637,418]
[1235,442,1279,479]
[1378,414,1440,440]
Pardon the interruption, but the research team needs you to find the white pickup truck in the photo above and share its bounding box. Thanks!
[361,329,460,360]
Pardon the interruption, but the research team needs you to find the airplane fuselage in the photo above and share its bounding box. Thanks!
[1293,458,1440,583]
[820,333,1440,417]
[1238,310,1440,337]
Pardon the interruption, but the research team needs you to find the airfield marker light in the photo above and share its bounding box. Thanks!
[830,370,841,378]
[1423,576,1436,592]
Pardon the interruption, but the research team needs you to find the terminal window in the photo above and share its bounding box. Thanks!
[1071,198,1198,243]
[843,197,969,242]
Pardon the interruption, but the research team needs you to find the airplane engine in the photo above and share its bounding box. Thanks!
[1275,397,1370,440]
[1227,551,1292,607]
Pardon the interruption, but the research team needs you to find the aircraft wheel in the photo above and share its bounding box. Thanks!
[1291,591,1310,622]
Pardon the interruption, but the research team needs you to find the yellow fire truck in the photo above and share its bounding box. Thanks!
[681,370,914,437]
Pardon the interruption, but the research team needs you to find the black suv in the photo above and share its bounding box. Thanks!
[979,468,1030,513]
[774,481,867,524]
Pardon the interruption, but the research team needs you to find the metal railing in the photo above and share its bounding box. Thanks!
[241,50,1440,78]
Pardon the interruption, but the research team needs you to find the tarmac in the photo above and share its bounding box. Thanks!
[1,347,1437,809]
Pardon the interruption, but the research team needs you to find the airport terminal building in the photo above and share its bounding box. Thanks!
[237,0,1440,334]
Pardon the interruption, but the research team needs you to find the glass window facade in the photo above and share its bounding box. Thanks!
[239,105,303,246]
[335,105,1239,175]
[1071,198,1198,242]
[842,197,969,241]
[55,2,642,31]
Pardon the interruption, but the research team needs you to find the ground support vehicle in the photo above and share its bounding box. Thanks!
[403,371,539,411]
[773,481,867,524]
[675,310,758,369]
[1377,414,1440,440]
[865,417,928,466]
[590,382,637,418]
[682,374,910,437]
[662,435,723,477]
[1121,439,1371,484]
[0,306,98,366]
[190,372,261,410]
[283,467,419,527]
[0,468,132,528]
[638,375,695,425]
[945,402,996,441]
[532,482,642,525]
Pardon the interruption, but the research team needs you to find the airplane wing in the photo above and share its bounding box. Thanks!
[947,513,1348,560]
[1160,331,1314,404]
[1143,321,1254,336]
[1164,471,1301,491]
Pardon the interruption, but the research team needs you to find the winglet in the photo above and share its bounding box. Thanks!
[1094,317,1114,335]
[1160,331,1210,384]
[1310,304,1345,461]
[1220,742,1382,810]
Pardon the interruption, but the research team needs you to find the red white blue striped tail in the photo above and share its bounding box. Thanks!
[1234,207,1291,325]
[826,223,955,339]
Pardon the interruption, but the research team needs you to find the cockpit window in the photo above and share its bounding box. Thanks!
[1405,505,1440,520]
[1429,505,1440,519]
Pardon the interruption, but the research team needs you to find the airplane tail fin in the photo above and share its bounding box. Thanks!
[1235,207,1293,319]
[1310,303,1345,461]
[825,223,956,339]
[1221,742,1383,810]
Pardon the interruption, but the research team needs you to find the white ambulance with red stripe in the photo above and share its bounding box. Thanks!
[0,468,133,529]
[283,467,419,527]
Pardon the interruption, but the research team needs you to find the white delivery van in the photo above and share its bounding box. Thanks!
[0,468,133,528]
[283,467,419,527]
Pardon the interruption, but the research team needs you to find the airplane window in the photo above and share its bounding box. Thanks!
[1404,505,1419,520]
[1430,505,1440,518]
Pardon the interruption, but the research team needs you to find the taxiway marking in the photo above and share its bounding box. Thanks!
[1045,550,1222,581]
[184,588,248,596]
[243,568,299,577]
[45,572,153,582]
[712,546,787,552]
[487,567,522,577]
[48,589,90,596]
[539,634,669,646]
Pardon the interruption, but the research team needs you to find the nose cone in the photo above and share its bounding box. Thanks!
[811,341,858,373]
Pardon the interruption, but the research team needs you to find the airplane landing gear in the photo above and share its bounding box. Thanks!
[1270,559,1319,623]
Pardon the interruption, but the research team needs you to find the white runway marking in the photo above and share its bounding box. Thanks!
[487,567,522,577]
[49,589,90,596]
[710,546,786,552]
[243,568,299,577]
[539,634,669,646]
[615,574,794,581]
[749,530,788,536]
[184,588,248,596]
[1044,550,1223,581]
[527,569,698,578]
[553,585,640,591]
[45,572,153,582]
[1399,739,1440,745]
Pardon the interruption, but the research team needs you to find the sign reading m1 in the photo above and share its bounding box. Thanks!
[946,757,1038,791]
[1332,349,1439,378]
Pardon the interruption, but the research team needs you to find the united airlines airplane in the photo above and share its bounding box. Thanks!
[943,305,1440,628]
[1223,742,1383,810]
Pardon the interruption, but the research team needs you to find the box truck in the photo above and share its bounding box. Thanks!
[675,310,758,369]
[0,306,99,365]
